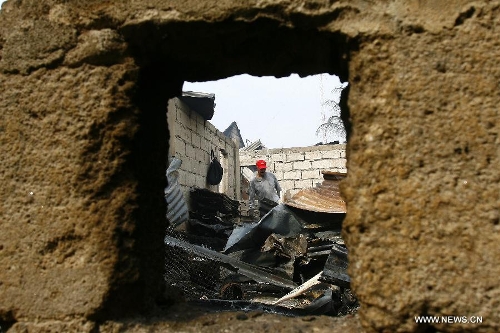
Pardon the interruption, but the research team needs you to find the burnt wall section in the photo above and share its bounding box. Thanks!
[167,97,240,204]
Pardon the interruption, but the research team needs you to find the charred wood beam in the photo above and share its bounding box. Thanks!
[165,235,298,290]
[307,244,334,253]
[319,244,350,288]
[307,250,333,258]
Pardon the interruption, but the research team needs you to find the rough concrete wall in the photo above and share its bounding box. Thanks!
[0,63,138,320]
[240,144,346,198]
[0,56,173,327]
[0,2,175,327]
[1,0,499,332]
[167,97,239,204]
[342,3,500,331]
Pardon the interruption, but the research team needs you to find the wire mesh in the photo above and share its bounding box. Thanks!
[164,229,233,301]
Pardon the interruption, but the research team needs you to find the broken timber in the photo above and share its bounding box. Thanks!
[164,235,298,290]
[273,271,323,305]
[320,244,351,288]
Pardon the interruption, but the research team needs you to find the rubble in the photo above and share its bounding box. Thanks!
[190,187,240,217]
[164,234,298,290]
[164,171,358,316]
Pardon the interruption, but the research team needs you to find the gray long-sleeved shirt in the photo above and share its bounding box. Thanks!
[248,172,281,209]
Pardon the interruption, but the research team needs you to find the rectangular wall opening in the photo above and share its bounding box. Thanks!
[163,73,356,317]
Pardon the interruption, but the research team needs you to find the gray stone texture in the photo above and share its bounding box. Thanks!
[1,0,499,332]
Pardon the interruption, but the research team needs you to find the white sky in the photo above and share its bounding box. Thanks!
[184,74,347,149]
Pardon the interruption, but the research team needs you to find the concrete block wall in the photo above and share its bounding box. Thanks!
[167,98,240,207]
[4,2,500,332]
[240,144,346,198]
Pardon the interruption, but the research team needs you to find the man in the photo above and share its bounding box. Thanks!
[249,159,282,217]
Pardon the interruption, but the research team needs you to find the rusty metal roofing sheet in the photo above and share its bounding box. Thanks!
[284,171,346,213]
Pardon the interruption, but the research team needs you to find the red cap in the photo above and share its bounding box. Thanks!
[256,159,267,169]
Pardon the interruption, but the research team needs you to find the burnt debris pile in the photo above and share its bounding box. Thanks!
[186,188,240,250]
[164,172,358,316]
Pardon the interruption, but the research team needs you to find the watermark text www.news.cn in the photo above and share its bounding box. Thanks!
[415,315,482,324]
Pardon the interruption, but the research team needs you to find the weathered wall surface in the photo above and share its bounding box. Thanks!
[240,144,346,198]
[1,0,499,332]
[0,1,174,326]
[0,62,141,320]
[167,97,239,204]
[342,3,500,331]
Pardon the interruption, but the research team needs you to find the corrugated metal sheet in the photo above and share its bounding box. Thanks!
[165,157,189,228]
[241,139,264,151]
[241,167,254,182]
[284,171,346,213]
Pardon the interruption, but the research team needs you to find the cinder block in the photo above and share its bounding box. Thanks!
[197,113,205,128]
[218,137,225,149]
[195,159,204,175]
[174,151,183,161]
[184,171,194,188]
[294,179,313,189]
[191,132,202,148]
[305,150,323,160]
[273,161,285,171]
[293,160,312,170]
[178,169,187,185]
[301,169,320,179]
[274,161,293,172]
[205,121,217,134]
[200,137,209,153]
[322,149,343,159]
[185,144,196,159]
[282,162,293,172]
[280,179,294,191]
[330,158,347,168]
[273,170,284,180]
[286,152,305,162]
[196,120,206,137]
[181,159,192,174]
[284,170,301,180]
[273,153,286,162]
[179,124,191,141]
[174,139,186,156]
[194,149,206,164]
[196,174,205,188]
[311,159,333,169]
[178,107,191,125]
[188,118,198,133]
